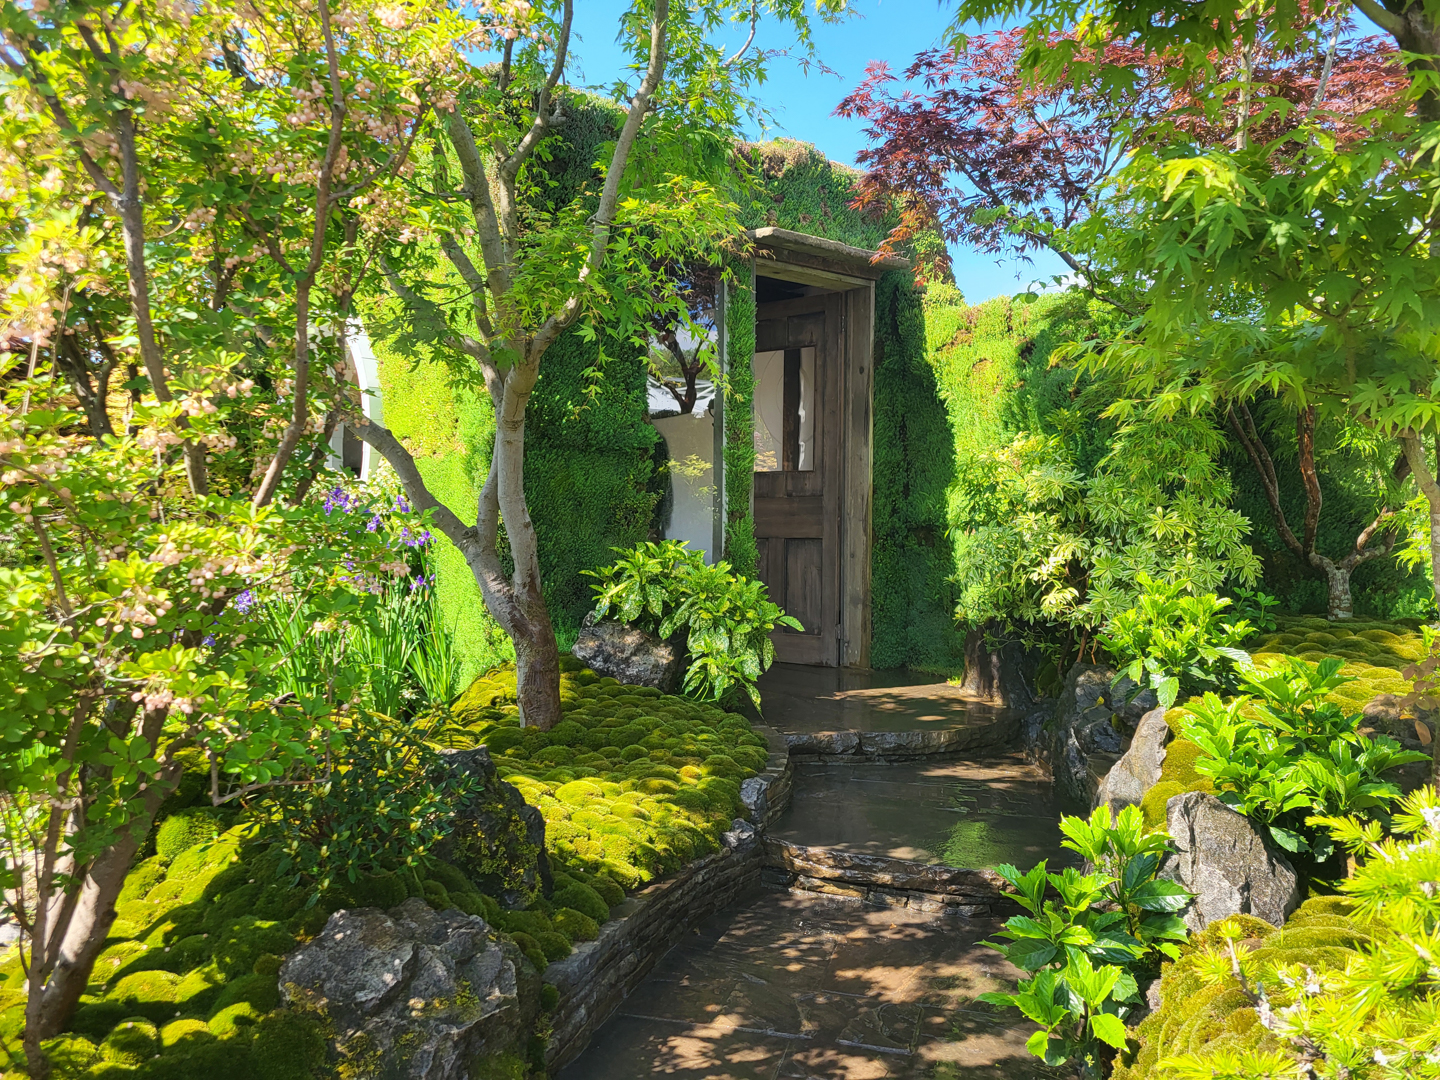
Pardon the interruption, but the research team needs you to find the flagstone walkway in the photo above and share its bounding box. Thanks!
[557,669,1070,1080]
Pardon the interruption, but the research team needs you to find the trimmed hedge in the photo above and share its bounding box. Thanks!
[871,270,962,671]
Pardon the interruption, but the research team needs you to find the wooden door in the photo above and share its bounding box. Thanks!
[753,293,842,665]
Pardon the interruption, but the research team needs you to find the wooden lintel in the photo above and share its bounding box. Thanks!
[754,255,873,292]
[748,226,911,275]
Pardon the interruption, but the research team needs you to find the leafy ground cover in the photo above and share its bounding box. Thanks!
[0,659,765,1078]
[1139,617,1430,830]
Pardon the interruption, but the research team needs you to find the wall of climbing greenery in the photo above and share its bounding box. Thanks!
[721,264,756,579]
[871,271,963,670]
[930,290,1433,633]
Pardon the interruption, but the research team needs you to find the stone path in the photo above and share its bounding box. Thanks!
[558,669,1067,1079]
[771,759,1078,870]
[556,891,1056,1080]
[756,665,1016,759]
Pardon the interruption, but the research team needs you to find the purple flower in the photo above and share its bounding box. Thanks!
[233,589,257,615]
[410,573,428,592]
[202,634,217,647]
[393,496,411,513]
[366,512,382,533]
[397,527,433,549]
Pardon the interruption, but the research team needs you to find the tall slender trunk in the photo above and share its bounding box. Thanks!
[1401,433,1440,616]
[490,379,562,730]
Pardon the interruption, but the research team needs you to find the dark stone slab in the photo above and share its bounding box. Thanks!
[571,618,683,692]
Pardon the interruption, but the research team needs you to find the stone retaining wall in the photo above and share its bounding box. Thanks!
[543,723,792,1071]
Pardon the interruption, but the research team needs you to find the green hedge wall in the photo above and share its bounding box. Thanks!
[523,331,659,634]
[929,289,1432,622]
[722,264,757,577]
[373,323,658,665]
[371,322,515,684]
[871,272,963,670]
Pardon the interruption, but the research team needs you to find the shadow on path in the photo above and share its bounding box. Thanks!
[557,891,1061,1079]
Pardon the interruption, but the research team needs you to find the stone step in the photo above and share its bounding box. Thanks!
[761,758,1080,915]
[555,890,1055,1080]
[757,663,1021,761]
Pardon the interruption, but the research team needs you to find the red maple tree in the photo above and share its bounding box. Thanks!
[836,25,1404,286]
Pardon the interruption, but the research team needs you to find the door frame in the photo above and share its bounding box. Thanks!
[754,293,842,666]
[726,228,899,667]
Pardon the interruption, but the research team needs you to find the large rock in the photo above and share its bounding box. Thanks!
[1048,663,1157,803]
[960,627,1035,707]
[571,617,683,693]
[1158,792,1301,932]
[1094,707,1173,814]
[436,747,551,906]
[280,898,539,1079]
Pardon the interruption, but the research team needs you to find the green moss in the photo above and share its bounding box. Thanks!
[551,882,609,922]
[211,917,294,980]
[553,908,599,943]
[508,932,548,974]
[1140,782,1187,829]
[1114,897,1372,1079]
[154,812,220,865]
[535,931,572,963]
[119,857,168,903]
[99,1018,160,1065]
[442,664,760,894]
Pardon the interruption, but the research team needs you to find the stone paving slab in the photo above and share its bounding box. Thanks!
[756,665,1019,760]
[555,891,1060,1080]
[770,758,1080,871]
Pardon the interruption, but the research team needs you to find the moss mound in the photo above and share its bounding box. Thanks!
[436,657,768,890]
[1249,617,1425,722]
[1113,896,1371,1079]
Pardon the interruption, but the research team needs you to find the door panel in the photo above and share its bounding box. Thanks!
[755,496,823,538]
[751,293,843,665]
[784,539,823,635]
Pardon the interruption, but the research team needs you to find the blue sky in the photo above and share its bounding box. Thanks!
[567,1,1068,303]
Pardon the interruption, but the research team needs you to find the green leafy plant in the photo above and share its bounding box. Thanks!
[950,413,1262,639]
[1178,658,1426,861]
[980,806,1190,1077]
[1099,574,1255,710]
[260,714,475,902]
[585,540,800,706]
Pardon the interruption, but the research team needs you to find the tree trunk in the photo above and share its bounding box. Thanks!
[23,826,146,1076]
[1401,433,1440,616]
[484,370,562,730]
[1316,557,1354,620]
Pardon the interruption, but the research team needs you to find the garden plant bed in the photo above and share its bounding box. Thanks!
[541,718,793,1071]
[0,661,783,1079]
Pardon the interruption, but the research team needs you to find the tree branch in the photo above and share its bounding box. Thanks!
[499,0,573,184]
[251,0,349,510]
[1227,402,1306,559]
[721,1,758,69]
[531,0,670,356]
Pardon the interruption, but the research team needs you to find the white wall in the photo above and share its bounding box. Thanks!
[651,408,715,564]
